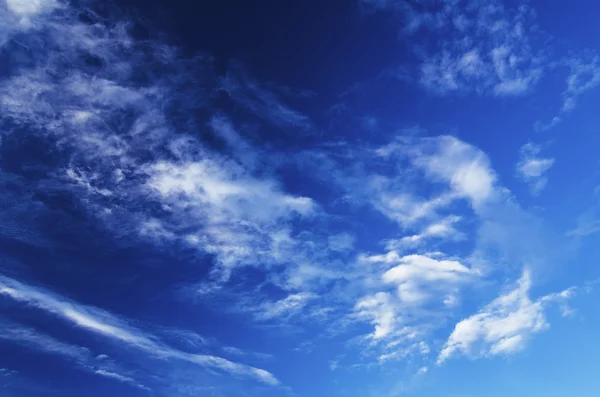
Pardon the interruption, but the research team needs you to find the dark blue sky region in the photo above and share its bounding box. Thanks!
[2,0,600,396]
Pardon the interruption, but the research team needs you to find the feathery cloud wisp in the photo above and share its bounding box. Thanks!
[0,274,279,385]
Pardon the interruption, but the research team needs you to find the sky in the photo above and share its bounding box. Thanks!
[1,0,600,396]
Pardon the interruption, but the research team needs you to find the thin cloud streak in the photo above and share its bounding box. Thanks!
[0,274,279,385]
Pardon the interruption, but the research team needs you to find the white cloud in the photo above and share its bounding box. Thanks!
[0,0,586,385]
[386,215,462,249]
[368,181,455,226]
[222,346,273,361]
[383,254,471,284]
[409,2,543,96]
[0,274,279,385]
[0,321,150,391]
[257,292,316,321]
[378,341,430,363]
[93,369,150,391]
[146,158,315,277]
[537,56,600,130]
[353,250,475,357]
[147,160,314,223]
[438,270,574,363]
[516,143,554,195]
[355,292,397,340]
[0,368,17,377]
[0,323,91,362]
[409,136,496,207]
[5,0,56,17]
[4,0,60,28]
[328,232,356,252]
[379,253,472,306]
[0,0,330,295]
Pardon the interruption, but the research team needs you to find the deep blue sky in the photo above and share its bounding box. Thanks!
[2,0,600,396]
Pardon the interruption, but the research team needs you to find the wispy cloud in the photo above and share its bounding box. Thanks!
[0,0,589,391]
[92,369,150,391]
[353,251,474,353]
[288,132,573,371]
[438,270,575,363]
[0,321,150,391]
[516,143,554,195]
[0,368,17,377]
[219,65,312,130]
[0,0,325,296]
[0,274,279,386]
[0,322,91,362]
[536,55,600,130]
[385,216,463,249]
[256,292,316,321]
[361,0,544,96]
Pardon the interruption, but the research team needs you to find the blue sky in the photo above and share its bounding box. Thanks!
[1,0,600,395]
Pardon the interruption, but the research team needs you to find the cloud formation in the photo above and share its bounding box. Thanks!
[0,0,591,394]
[537,56,600,130]
[361,0,544,95]
[438,270,575,363]
[516,143,554,195]
[0,321,150,391]
[0,274,279,385]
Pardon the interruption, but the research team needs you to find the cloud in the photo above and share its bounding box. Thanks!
[355,292,397,340]
[0,274,279,386]
[385,216,463,249]
[0,368,18,377]
[409,136,497,206]
[516,143,554,195]
[3,0,61,30]
[382,254,472,304]
[438,270,575,363]
[567,220,600,238]
[352,250,476,366]
[222,346,273,362]
[292,132,573,372]
[256,292,316,321]
[537,56,600,130]
[364,0,545,95]
[0,0,587,389]
[353,251,474,343]
[219,65,312,130]
[365,135,497,232]
[378,341,430,363]
[0,321,150,391]
[93,370,150,391]
[0,322,91,362]
[566,196,600,239]
[328,233,356,252]
[146,156,315,278]
[0,0,327,295]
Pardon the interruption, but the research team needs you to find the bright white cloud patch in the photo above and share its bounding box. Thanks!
[355,292,397,340]
[517,143,554,195]
[353,250,475,362]
[410,136,497,206]
[438,270,574,363]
